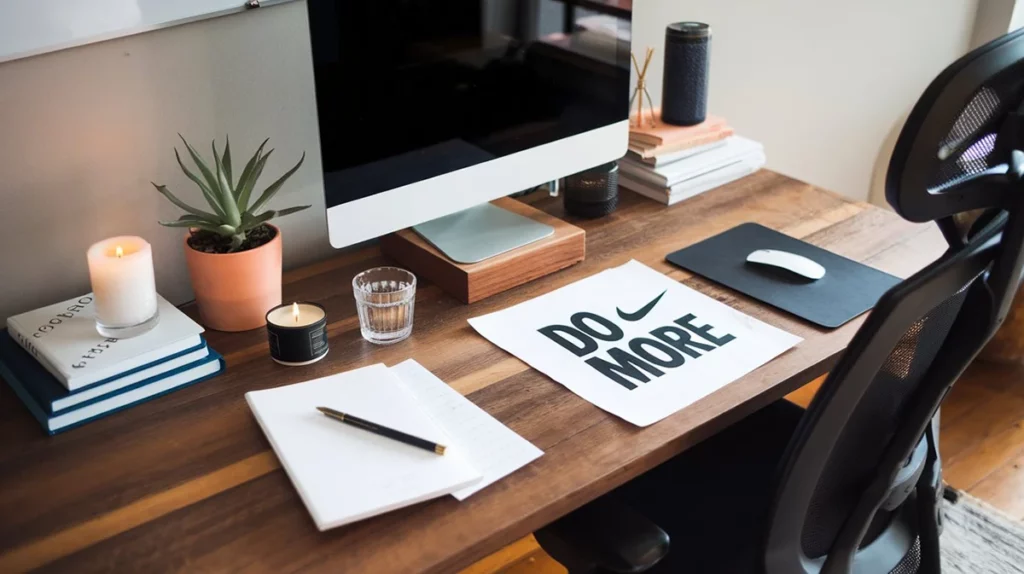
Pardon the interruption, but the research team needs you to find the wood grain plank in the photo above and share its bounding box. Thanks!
[0,452,279,573]
[785,375,827,409]
[0,171,945,573]
[933,360,1024,521]
[503,550,566,574]
[968,450,1024,520]
[942,361,1024,490]
[459,535,545,574]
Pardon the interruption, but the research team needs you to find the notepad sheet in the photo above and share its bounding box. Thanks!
[245,364,482,531]
[391,359,543,500]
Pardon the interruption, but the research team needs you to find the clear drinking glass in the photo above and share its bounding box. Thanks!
[352,267,417,345]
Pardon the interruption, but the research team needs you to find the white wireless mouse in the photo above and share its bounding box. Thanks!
[746,249,826,281]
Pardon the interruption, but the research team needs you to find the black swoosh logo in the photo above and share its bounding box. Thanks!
[617,290,667,322]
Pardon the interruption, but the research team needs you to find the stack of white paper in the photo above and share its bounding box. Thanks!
[246,361,542,531]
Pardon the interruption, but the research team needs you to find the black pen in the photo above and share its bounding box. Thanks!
[316,406,447,455]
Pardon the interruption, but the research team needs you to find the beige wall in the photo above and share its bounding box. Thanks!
[632,0,979,204]
[0,2,332,322]
[0,1,987,321]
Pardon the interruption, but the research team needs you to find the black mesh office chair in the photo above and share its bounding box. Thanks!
[537,29,1024,574]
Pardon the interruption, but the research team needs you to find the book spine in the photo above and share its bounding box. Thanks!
[0,355,54,434]
[618,160,668,187]
[619,177,669,205]
[666,156,765,202]
[6,319,68,386]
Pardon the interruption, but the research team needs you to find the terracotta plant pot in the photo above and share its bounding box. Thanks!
[183,224,282,332]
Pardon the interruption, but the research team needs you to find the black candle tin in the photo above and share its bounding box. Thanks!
[265,302,330,366]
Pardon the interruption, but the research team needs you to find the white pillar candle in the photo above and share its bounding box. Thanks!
[86,236,158,327]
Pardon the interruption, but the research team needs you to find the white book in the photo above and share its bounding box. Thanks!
[6,294,204,391]
[625,138,729,168]
[246,364,483,531]
[51,345,210,412]
[621,152,767,206]
[619,136,764,188]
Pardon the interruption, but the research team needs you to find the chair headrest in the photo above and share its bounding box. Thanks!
[887,28,1024,225]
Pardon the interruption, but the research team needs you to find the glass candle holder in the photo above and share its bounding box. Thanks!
[86,236,160,339]
[352,267,416,345]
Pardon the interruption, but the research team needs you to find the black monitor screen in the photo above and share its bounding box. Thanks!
[307,0,631,208]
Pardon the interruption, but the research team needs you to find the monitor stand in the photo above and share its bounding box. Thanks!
[413,203,555,264]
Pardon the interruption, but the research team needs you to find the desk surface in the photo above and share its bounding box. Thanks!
[0,171,945,573]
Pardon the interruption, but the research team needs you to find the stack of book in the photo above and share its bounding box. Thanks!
[621,113,766,205]
[0,295,224,434]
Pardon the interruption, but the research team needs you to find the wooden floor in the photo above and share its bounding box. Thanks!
[462,358,1024,574]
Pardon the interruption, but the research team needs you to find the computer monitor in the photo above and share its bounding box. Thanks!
[307,0,631,261]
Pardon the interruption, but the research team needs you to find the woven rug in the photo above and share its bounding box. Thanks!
[943,492,1024,573]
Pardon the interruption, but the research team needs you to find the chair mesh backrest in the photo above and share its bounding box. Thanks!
[800,280,974,558]
[930,69,1024,192]
[889,536,923,574]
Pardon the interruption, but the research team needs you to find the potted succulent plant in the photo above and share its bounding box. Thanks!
[152,135,309,332]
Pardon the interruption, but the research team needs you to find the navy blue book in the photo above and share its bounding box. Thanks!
[0,332,210,414]
[0,336,224,435]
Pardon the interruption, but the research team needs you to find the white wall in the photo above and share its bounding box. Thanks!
[973,0,1018,48]
[0,2,332,322]
[1011,0,1024,36]
[0,0,985,321]
[632,0,979,203]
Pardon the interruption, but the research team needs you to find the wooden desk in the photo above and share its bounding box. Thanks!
[0,171,944,573]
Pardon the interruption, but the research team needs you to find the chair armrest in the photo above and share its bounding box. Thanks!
[535,495,670,574]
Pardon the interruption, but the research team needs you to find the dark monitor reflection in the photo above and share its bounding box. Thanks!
[307,0,631,207]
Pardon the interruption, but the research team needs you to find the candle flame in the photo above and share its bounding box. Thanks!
[292,302,300,323]
[115,245,124,259]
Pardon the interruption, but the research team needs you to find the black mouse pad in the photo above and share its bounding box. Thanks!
[665,222,900,328]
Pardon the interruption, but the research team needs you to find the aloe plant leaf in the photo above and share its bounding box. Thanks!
[151,183,218,220]
[174,148,227,219]
[247,152,305,216]
[174,213,226,228]
[158,220,229,236]
[275,205,311,218]
[229,234,247,252]
[234,138,269,203]
[212,140,242,227]
[178,134,220,198]
[222,135,233,190]
[237,210,276,233]
[238,149,272,214]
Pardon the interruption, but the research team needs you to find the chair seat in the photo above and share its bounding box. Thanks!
[613,399,805,574]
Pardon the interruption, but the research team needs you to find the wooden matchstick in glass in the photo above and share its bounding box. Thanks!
[630,47,658,129]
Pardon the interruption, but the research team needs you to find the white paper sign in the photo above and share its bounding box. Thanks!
[468,260,803,426]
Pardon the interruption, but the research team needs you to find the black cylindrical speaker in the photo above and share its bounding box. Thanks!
[564,162,619,218]
[661,22,711,126]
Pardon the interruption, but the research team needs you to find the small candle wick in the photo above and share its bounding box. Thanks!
[292,302,300,323]
[115,246,124,259]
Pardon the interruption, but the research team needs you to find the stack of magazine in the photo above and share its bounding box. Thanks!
[621,112,766,205]
[0,295,223,434]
